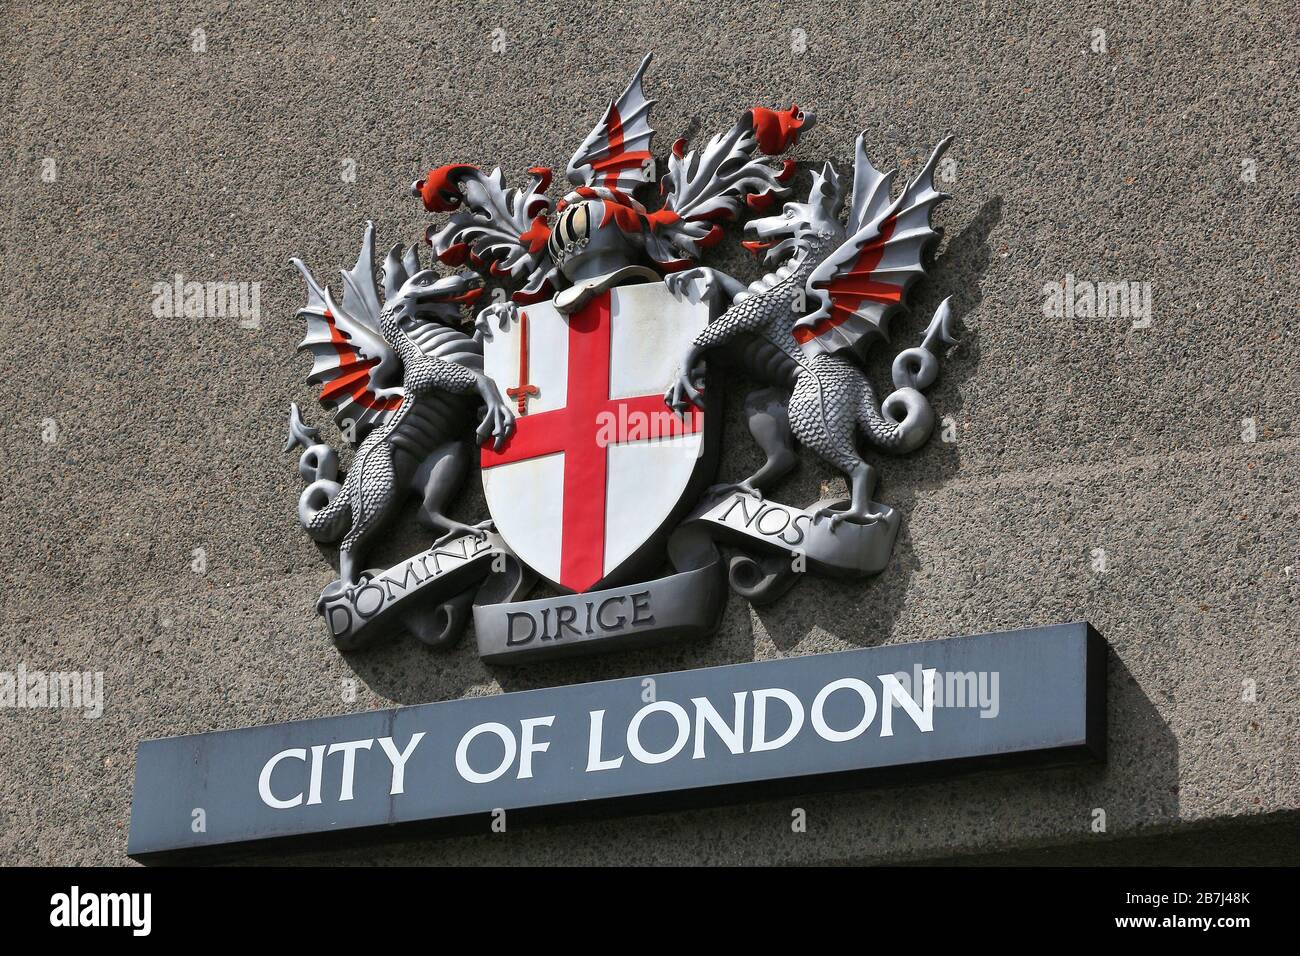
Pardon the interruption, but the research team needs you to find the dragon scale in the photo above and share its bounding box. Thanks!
[695,241,912,451]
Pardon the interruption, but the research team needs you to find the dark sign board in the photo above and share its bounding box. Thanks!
[127,622,1106,861]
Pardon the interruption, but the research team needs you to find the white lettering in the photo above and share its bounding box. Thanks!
[751,688,804,752]
[326,738,373,801]
[518,716,554,779]
[879,669,936,736]
[810,678,878,742]
[258,748,307,809]
[455,722,516,783]
[691,693,747,758]
[586,710,623,771]
[627,701,691,764]
[376,733,425,795]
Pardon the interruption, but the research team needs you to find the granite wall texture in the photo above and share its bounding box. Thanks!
[0,0,1295,864]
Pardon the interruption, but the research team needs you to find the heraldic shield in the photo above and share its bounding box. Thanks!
[480,282,717,594]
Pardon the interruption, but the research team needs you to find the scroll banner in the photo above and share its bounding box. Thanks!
[320,492,902,656]
[318,532,519,652]
[473,526,725,664]
[682,491,902,604]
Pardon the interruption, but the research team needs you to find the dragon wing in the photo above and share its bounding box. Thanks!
[565,53,656,197]
[292,221,404,441]
[796,136,952,357]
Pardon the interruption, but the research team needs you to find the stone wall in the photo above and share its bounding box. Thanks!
[1,0,1295,864]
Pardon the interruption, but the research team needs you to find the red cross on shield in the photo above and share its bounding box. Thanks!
[480,283,714,593]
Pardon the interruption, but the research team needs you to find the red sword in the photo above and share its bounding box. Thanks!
[506,310,540,415]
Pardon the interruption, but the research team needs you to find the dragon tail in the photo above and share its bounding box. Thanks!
[286,403,349,542]
[857,299,957,452]
[857,384,934,454]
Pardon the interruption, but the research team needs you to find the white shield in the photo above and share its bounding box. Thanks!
[480,282,712,593]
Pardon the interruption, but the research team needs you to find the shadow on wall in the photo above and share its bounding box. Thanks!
[344,196,1003,702]
[1103,648,1182,827]
[798,645,1180,866]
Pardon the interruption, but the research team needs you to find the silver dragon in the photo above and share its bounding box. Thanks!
[666,135,958,527]
[285,223,515,587]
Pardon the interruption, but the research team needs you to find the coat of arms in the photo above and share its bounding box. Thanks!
[284,54,960,663]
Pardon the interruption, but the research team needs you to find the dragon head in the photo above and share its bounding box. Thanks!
[742,161,846,267]
[381,242,483,326]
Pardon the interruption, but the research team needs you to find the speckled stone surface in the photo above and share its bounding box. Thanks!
[0,1,1295,864]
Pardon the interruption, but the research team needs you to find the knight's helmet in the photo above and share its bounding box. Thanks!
[546,197,640,283]
[541,190,660,312]
[546,200,592,270]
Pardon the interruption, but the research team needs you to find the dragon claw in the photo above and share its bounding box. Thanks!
[812,504,888,530]
[432,520,493,547]
[709,481,763,501]
[477,398,516,451]
[474,301,519,342]
[665,372,706,414]
[664,267,705,301]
